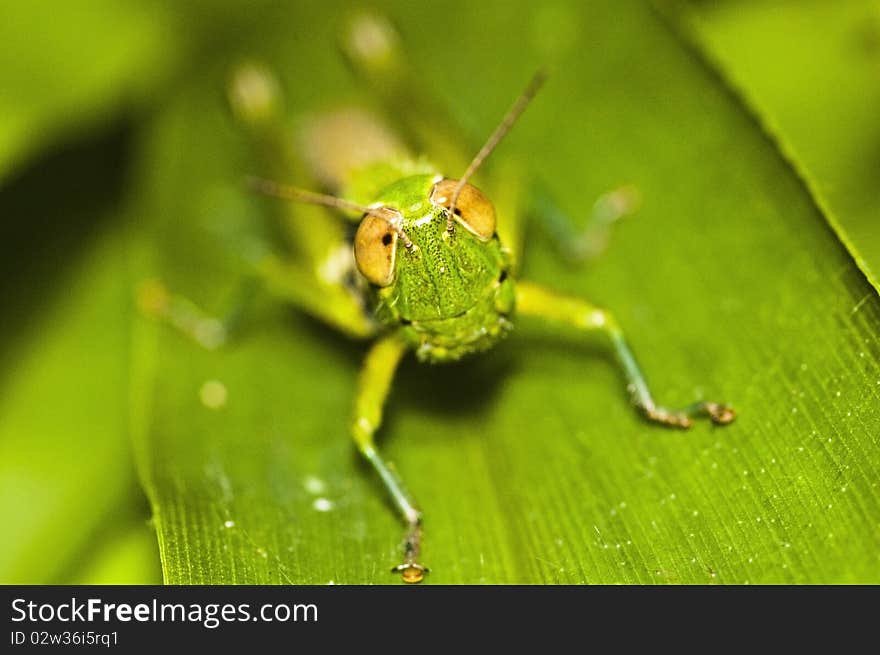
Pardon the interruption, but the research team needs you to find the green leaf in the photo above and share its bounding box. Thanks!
[677,0,880,292]
[133,0,880,583]
[0,222,149,583]
[0,0,179,183]
[68,516,162,585]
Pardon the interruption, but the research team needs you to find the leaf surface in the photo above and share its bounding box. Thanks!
[680,0,880,291]
[133,0,880,584]
[0,0,180,183]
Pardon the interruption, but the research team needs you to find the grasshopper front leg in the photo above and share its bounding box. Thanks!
[516,281,735,428]
[351,331,426,583]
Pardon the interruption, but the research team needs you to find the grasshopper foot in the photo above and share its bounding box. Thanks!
[391,518,427,583]
[642,401,736,429]
[392,562,429,584]
[700,402,737,425]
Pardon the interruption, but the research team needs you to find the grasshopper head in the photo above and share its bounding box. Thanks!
[351,173,511,339]
[353,206,405,287]
[430,178,496,242]
[353,175,496,288]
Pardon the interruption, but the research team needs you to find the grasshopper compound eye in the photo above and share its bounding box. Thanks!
[431,178,496,241]
[354,207,403,286]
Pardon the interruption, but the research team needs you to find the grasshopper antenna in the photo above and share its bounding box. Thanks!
[246,176,413,247]
[447,70,548,234]
[247,175,379,215]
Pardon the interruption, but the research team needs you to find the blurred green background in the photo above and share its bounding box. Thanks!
[2,0,879,585]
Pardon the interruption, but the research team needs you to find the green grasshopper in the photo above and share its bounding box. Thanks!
[143,13,735,583]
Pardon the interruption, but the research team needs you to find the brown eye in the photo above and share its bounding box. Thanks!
[430,178,496,241]
[354,208,400,286]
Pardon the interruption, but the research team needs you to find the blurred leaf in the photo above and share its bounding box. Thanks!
[677,0,880,292]
[133,0,880,583]
[68,515,162,585]
[0,0,280,584]
[0,0,179,183]
[0,223,146,583]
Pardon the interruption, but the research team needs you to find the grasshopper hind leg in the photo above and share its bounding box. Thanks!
[137,276,259,350]
[529,182,641,266]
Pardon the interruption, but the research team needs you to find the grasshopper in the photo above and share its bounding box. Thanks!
[143,13,735,583]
